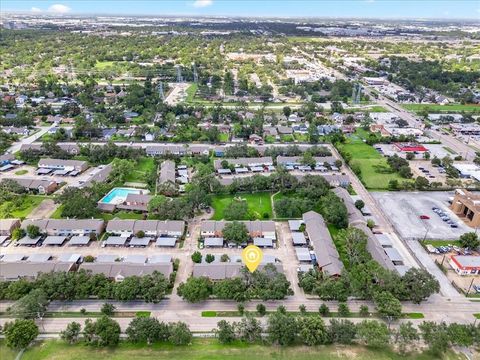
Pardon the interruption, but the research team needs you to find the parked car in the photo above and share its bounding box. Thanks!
[420,215,430,220]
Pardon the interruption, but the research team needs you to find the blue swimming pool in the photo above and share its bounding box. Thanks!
[100,187,141,205]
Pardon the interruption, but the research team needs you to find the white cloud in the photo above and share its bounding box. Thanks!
[31,7,42,13]
[193,0,213,8]
[48,4,71,14]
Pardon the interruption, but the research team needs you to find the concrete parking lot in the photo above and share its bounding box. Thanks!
[372,191,472,240]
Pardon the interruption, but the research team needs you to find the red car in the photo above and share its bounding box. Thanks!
[419,215,430,220]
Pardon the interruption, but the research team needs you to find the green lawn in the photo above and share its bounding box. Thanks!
[124,157,156,183]
[52,206,143,221]
[100,211,145,221]
[218,133,229,142]
[422,240,461,247]
[403,103,480,113]
[0,195,46,219]
[211,192,273,220]
[50,205,64,219]
[14,169,28,175]
[94,61,128,70]
[8,339,466,360]
[337,132,408,190]
[185,83,198,103]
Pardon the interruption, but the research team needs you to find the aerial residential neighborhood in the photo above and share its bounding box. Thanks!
[0,1,479,359]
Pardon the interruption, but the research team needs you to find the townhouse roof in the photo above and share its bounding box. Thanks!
[302,211,343,276]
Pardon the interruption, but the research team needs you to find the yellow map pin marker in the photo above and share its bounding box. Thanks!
[242,245,263,273]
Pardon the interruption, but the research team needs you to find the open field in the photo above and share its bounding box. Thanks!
[124,157,156,183]
[2,340,466,360]
[337,133,406,190]
[0,195,46,219]
[403,103,480,113]
[211,192,273,220]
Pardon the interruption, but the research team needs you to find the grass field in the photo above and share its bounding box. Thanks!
[0,195,46,219]
[185,83,198,103]
[403,103,480,113]
[14,169,28,175]
[336,133,407,190]
[124,157,156,183]
[4,339,466,360]
[211,192,273,220]
[422,240,461,247]
[94,61,127,70]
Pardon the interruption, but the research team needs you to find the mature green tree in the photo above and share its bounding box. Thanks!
[216,320,236,344]
[327,319,357,344]
[191,251,202,263]
[177,277,212,303]
[459,232,480,250]
[394,322,419,355]
[447,323,475,347]
[8,289,48,319]
[402,268,440,304]
[356,320,391,348]
[256,303,266,316]
[354,199,365,210]
[224,200,249,220]
[319,304,330,316]
[26,225,40,238]
[414,176,429,190]
[205,254,215,264]
[126,317,169,344]
[113,276,141,301]
[419,321,450,356]
[60,321,81,344]
[234,316,263,343]
[297,315,328,346]
[267,311,298,346]
[3,319,39,349]
[94,316,121,346]
[373,291,402,324]
[139,272,169,303]
[168,322,192,345]
[222,221,250,245]
[359,305,370,317]
[212,277,248,302]
[100,303,115,316]
[337,303,350,317]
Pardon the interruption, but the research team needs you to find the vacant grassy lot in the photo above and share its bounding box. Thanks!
[7,339,466,360]
[336,134,406,190]
[211,192,273,220]
[124,157,156,183]
[0,195,46,219]
[403,103,480,113]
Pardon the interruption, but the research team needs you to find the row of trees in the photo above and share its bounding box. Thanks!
[215,309,480,356]
[0,270,171,303]
[177,264,293,302]
[299,228,440,303]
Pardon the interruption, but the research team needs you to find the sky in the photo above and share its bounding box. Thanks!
[2,0,480,20]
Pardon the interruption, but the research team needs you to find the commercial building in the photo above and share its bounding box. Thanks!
[449,255,480,276]
[450,189,480,227]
